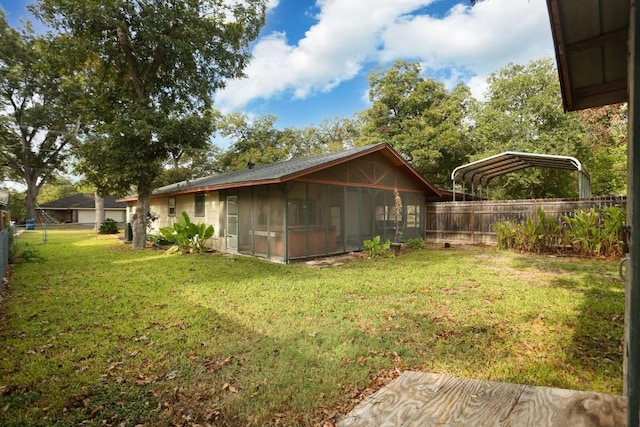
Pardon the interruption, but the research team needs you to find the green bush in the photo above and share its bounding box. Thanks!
[404,238,426,250]
[160,212,214,254]
[98,218,120,234]
[147,233,173,247]
[494,206,626,257]
[363,235,392,258]
[493,221,517,250]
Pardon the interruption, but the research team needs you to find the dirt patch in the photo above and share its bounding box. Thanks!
[294,252,367,268]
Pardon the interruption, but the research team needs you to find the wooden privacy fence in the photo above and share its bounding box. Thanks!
[425,196,627,245]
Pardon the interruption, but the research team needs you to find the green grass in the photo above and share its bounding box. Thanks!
[0,230,625,426]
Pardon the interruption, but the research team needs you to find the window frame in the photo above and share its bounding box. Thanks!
[194,193,205,217]
[168,197,176,217]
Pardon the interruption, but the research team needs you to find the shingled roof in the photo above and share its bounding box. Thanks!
[39,194,126,210]
[124,143,440,201]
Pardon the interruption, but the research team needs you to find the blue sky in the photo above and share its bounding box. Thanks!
[0,0,555,130]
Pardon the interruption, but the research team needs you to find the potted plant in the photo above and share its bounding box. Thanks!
[391,189,404,254]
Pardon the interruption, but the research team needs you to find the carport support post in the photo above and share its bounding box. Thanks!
[627,3,640,426]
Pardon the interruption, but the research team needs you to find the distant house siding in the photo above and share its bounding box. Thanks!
[105,210,126,222]
[77,209,125,224]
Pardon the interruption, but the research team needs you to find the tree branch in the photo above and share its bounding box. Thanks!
[116,22,145,99]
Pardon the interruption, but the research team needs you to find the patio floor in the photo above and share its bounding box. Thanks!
[337,371,627,426]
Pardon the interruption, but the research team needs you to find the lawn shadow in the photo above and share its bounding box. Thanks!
[507,256,624,393]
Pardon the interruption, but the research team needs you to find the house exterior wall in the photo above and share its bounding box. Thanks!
[147,191,224,251]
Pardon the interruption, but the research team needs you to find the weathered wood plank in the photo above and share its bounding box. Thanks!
[338,372,627,427]
[508,384,627,427]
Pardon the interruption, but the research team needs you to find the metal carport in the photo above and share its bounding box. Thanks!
[451,151,591,200]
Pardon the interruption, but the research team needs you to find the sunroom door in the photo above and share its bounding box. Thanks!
[226,195,238,251]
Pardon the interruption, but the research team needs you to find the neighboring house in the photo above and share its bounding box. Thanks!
[38,194,126,224]
[122,143,443,263]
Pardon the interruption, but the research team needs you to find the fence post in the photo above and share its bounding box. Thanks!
[470,202,476,244]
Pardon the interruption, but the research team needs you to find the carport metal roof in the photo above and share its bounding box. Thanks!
[451,151,591,200]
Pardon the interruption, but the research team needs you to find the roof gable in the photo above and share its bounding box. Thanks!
[143,144,441,199]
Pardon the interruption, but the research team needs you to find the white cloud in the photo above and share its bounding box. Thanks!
[381,0,553,77]
[215,0,435,111]
[214,0,554,112]
[467,74,489,101]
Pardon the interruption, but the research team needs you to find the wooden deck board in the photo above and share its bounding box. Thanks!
[338,372,627,426]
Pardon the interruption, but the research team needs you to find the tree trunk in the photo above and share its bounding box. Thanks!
[24,180,38,222]
[94,193,105,231]
[131,187,150,249]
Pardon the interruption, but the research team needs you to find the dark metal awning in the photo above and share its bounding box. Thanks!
[547,0,629,111]
[451,151,591,200]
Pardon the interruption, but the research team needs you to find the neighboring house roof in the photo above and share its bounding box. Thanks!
[39,194,126,210]
[546,0,629,111]
[121,143,442,201]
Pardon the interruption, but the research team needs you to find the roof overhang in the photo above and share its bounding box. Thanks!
[546,0,630,111]
[118,144,442,202]
[451,151,591,199]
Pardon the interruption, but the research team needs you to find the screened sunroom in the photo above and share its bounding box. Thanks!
[132,143,442,263]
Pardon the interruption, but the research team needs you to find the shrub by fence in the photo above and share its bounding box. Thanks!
[0,228,9,284]
[494,206,626,257]
[425,196,627,246]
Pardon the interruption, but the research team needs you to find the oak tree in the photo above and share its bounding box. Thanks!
[0,11,80,220]
[34,0,267,248]
[358,60,474,188]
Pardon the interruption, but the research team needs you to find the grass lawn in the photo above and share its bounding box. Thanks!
[0,230,624,426]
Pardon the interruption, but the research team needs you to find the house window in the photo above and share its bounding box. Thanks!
[194,193,205,217]
[168,197,176,217]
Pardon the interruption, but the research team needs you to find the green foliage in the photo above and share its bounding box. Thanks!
[214,113,293,172]
[404,238,426,250]
[579,104,627,196]
[98,218,119,234]
[34,0,266,248]
[363,235,392,258]
[213,113,362,174]
[147,233,173,247]
[494,206,626,257]
[11,241,45,264]
[470,58,588,199]
[159,212,214,254]
[7,190,26,223]
[7,225,16,264]
[358,60,474,188]
[493,221,517,250]
[0,11,80,220]
[36,175,79,205]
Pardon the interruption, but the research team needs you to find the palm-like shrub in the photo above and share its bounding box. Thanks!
[160,212,214,254]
